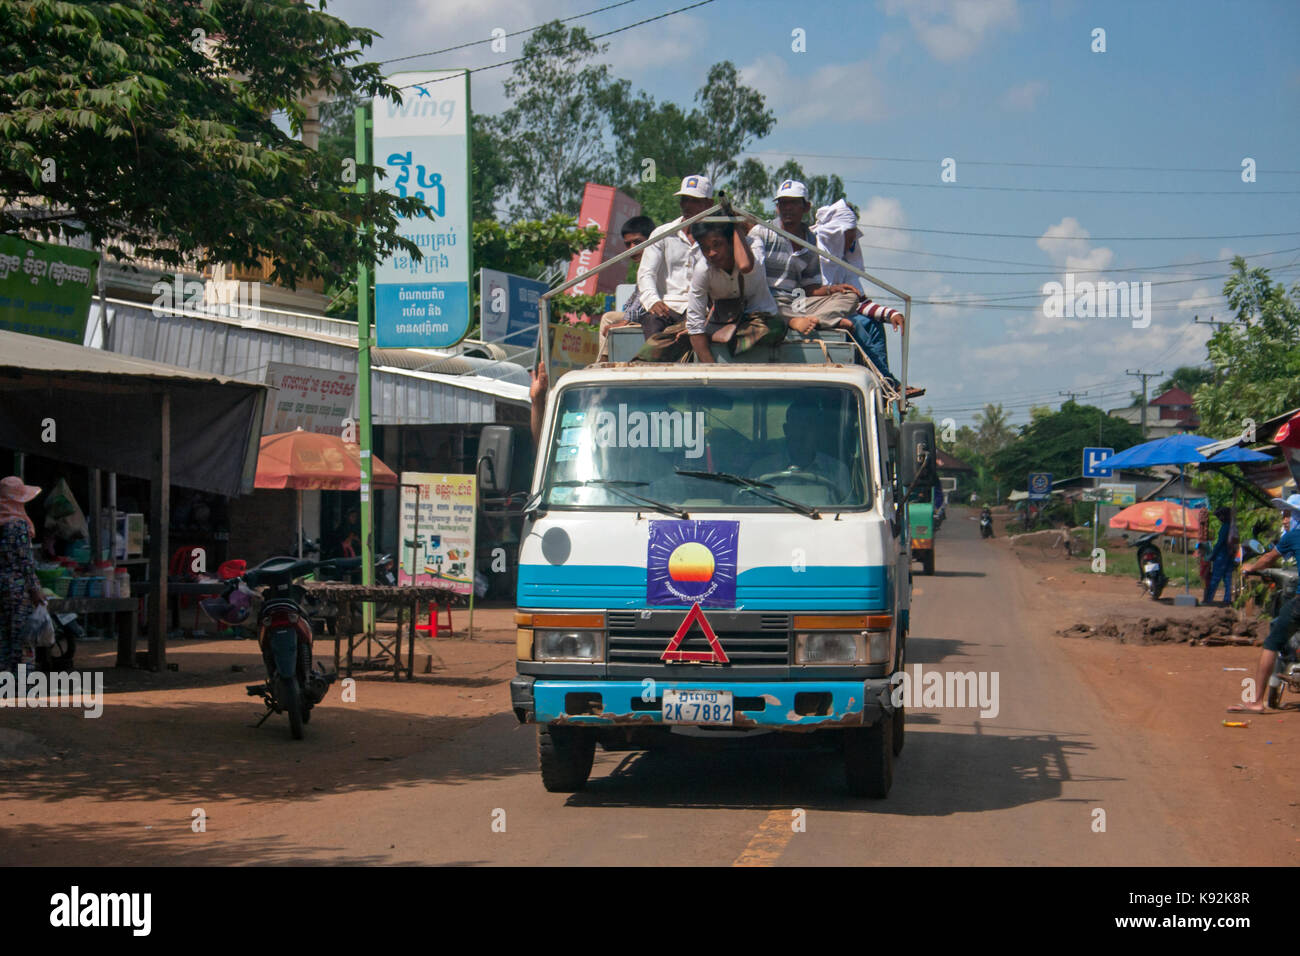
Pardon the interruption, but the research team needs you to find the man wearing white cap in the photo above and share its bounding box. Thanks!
[635,175,714,339]
[1228,492,1300,713]
[745,179,859,332]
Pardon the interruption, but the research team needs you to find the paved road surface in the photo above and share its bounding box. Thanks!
[214,507,1202,865]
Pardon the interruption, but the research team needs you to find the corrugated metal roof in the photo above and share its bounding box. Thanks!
[104,302,527,425]
[0,328,266,388]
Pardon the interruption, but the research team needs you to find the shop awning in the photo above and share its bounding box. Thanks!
[0,330,266,496]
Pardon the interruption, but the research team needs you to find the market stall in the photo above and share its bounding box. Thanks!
[0,331,267,669]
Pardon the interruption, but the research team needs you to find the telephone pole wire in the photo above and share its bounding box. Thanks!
[1126,369,1164,439]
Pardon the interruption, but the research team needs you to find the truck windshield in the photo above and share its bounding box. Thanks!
[542,383,871,511]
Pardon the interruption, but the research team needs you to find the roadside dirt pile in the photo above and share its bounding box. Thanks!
[1059,607,1268,646]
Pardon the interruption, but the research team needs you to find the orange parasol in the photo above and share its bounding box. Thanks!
[254,430,398,557]
[1108,500,1202,537]
[255,429,398,490]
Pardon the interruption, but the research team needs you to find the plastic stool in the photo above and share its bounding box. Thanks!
[413,600,454,639]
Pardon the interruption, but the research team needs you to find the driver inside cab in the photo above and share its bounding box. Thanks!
[750,399,851,504]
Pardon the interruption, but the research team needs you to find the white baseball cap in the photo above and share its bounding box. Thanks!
[675,175,713,199]
[774,179,809,200]
[1270,492,1300,513]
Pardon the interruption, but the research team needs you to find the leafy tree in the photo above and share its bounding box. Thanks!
[0,0,427,286]
[1158,364,1215,396]
[990,401,1142,486]
[694,62,775,184]
[1194,258,1300,439]
[973,403,1016,459]
[487,22,617,220]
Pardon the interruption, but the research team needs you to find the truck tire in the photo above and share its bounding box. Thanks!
[537,725,595,792]
[843,716,893,798]
[892,705,905,756]
[921,551,935,575]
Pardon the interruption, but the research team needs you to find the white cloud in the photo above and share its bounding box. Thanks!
[1000,79,1047,111]
[970,340,1053,363]
[739,55,890,127]
[1036,217,1114,273]
[881,0,1020,62]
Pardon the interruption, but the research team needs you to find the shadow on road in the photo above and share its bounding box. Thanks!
[930,570,986,578]
[565,726,1100,815]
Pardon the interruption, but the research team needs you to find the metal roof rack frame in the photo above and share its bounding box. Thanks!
[538,201,913,409]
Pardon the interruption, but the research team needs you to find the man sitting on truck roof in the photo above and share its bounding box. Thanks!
[634,175,713,338]
[750,399,852,502]
[595,214,656,362]
[812,198,905,385]
[633,216,785,364]
[745,180,860,335]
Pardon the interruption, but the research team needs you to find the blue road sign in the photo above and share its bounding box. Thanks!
[1083,446,1115,478]
[1028,472,1052,500]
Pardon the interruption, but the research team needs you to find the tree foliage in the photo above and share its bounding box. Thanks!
[990,401,1142,487]
[485,22,616,220]
[0,0,428,286]
[1194,258,1300,439]
[693,62,774,185]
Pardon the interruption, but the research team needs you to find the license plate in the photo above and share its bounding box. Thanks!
[661,689,733,725]
[1144,562,1160,573]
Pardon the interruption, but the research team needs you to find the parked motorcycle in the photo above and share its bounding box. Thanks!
[202,556,357,739]
[979,507,993,539]
[1133,532,1167,600]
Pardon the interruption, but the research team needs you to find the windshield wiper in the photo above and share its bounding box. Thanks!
[675,469,821,519]
[551,479,690,519]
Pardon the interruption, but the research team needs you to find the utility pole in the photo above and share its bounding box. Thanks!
[1126,369,1164,440]
[1059,390,1088,403]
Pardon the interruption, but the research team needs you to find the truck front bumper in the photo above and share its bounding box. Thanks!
[511,675,895,730]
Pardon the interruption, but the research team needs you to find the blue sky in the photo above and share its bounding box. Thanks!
[330,0,1300,428]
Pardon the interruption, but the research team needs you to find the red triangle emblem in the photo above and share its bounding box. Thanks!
[660,603,730,664]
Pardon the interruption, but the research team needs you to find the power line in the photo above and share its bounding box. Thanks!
[381,0,643,65]
[856,224,1300,241]
[845,178,1300,196]
[851,244,1300,275]
[393,0,718,90]
[743,150,1300,176]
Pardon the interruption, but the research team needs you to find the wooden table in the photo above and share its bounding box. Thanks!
[301,583,464,680]
[47,596,139,668]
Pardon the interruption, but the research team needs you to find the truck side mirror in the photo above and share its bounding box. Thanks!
[899,421,937,494]
[477,425,514,495]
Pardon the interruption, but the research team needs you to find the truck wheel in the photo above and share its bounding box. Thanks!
[843,716,893,798]
[892,705,905,756]
[921,552,935,575]
[537,725,595,792]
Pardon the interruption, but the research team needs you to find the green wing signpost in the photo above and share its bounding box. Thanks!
[355,70,473,640]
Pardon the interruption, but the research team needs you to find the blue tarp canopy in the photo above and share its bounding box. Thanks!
[1103,433,1216,469]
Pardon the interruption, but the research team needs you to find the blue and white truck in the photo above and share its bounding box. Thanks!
[495,207,934,797]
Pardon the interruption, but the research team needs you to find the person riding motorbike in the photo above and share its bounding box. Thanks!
[1228,494,1300,713]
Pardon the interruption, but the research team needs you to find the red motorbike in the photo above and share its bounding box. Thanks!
[203,556,356,739]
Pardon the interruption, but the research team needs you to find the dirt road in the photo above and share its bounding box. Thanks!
[2,508,1295,865]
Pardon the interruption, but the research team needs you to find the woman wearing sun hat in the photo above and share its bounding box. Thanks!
[1228,492,1300,713]
[0,476,45,673]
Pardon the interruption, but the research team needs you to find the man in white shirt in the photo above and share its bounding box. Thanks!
[635,174,713,338]
[634,217,785,363]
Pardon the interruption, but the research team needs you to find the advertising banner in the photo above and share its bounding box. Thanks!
[564,184,643,296]
[262,362,358,437]
[0,235,99,343]
[479,268,546,349]
[647,520,739,608]
[373,70,471,348]
[398,472,476,596]
[549,322,600,372]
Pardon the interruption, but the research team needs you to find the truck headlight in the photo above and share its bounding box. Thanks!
[795,630,891,665]
[534,629,605,662]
